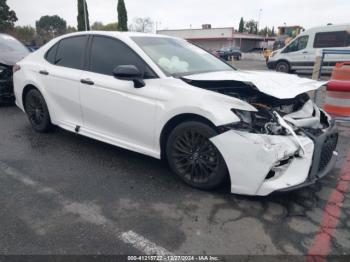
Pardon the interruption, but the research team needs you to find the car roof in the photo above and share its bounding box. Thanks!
[301,23,350,35]
[58,31,177,40]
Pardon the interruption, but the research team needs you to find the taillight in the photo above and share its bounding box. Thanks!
[13,64,21,73]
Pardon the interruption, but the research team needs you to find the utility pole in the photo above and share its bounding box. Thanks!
[50,26,55,39]
[257,8,262,33]
[83,0,88,31]
[155,21,161,34]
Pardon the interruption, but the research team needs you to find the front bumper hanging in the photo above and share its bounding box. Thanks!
[210,121,338,196]
[278,122,338,192]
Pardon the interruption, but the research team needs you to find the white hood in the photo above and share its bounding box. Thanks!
[184,70,326,99]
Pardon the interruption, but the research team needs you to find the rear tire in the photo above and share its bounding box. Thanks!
[166,121,228,190]
[276,61,290,73]
[24,89,53,133]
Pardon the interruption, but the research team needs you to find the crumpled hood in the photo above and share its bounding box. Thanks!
[0,51,28,66]
[183,70,326,99]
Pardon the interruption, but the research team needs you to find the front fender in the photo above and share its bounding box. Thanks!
[153,78,256,151]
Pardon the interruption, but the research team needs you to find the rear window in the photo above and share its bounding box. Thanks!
[314,31,350,48]
[53,36,87,70]
[45,43,59,64]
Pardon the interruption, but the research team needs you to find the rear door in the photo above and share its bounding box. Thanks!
[41,35,88,130]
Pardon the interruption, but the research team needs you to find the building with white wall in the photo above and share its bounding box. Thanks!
[157,25,275,52]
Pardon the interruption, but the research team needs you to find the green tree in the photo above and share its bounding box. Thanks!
[129,17,153,33]
[67,26,78,33]
[91,21,118,31]
[271,26,275,36]
[117,0,128,31]
[0,0,18,32]
[238,17,244,33]
[259,26,269,36]
[36,15,67,44]
[245,19,258,34]
[104,22,118,31]
[10,26,36,45]
[91,21,104,30]
[77,0,90,31]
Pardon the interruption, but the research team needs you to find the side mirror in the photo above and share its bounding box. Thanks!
[113,65,145,88]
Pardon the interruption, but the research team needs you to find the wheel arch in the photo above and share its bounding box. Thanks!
[276,59,290,64]
[275,59,291,71]
[159,113,218,160]
[21,84,55,124]
[22,84,39,109]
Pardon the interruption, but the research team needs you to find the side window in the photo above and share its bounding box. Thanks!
[89,36,156,78]
[54,36,87,69]
[283,36,309,53]
[45,43,59,64]
[314,31,348,48]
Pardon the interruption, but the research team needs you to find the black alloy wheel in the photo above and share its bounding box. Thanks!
[166,121,228,190]
[24,89,52,133]
[276,61,290,73]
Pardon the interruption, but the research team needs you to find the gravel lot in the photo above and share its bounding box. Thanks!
[0,60,349,259]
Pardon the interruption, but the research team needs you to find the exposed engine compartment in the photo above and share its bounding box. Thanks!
[182,79,330,135]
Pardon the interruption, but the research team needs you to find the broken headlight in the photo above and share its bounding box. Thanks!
[218,108,286,135]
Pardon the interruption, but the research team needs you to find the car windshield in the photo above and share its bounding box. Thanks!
[132,37,234,77]
[0,34,29,54]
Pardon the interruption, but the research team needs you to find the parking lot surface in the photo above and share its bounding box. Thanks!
[0,60,349,257]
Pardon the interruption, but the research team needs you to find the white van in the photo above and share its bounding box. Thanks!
[267,24,350,73]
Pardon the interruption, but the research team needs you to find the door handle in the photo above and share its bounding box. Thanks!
[80,78,94,85]
[39,70,49,75]
[302,51,308,54]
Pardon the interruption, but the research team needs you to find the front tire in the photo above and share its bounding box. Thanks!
[276,61,290,73]
[24,89,53,133]
[166,121,228,190]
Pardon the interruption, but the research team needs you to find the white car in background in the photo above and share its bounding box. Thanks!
[13,32,338,196]
[0,33,29,104]
[268,24,350,73]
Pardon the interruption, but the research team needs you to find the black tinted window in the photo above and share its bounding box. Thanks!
[90,36,155,77]
[314,31,349,48]
[55,36,87,69]
[45,43,58,64]
[284,36,309,53]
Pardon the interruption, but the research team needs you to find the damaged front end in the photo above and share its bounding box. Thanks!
[183,78,338,195]
[0,63,15,104]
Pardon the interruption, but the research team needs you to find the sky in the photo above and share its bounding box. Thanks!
[6,0,350,31]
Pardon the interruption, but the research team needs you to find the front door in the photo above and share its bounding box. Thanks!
[282,35,310,70]
[80,35,160,155]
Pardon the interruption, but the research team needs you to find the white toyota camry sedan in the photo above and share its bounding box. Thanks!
[13,32,338,196]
